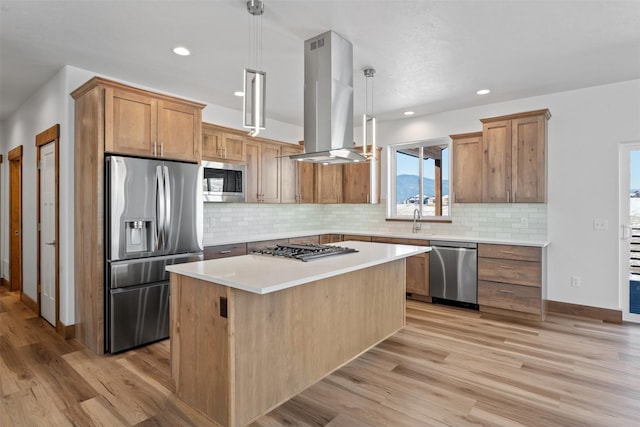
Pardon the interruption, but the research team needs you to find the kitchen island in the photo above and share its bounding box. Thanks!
[166,241,430,427]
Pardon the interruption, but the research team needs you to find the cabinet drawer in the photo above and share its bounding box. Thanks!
[478,258,541,287]
[204,243,247,260]
[478,281,541,314]
[371,236,430,246]
[288,235,320,245]
[478,244,541,262]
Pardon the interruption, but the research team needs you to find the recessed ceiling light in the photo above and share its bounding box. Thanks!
[172,46,191,56]
[234,91,244,97]
[403,111,415,116]
[477,89,490,95]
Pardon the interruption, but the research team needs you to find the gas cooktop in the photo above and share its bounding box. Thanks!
[251,243,358,262]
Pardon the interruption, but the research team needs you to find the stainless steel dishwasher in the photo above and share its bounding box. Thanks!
[429,240,478,308]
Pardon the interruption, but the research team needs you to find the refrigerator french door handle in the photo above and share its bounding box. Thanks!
[156,165,165,250]
[163,165,171,246]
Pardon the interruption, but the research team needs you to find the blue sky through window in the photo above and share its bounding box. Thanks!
[632,151,640,190]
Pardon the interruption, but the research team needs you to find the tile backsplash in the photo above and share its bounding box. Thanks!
[203,202,547,245]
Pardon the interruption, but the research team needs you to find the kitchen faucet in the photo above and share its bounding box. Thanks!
[413,208,422,233]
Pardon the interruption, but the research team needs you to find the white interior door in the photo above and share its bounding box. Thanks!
[619,141,640,323]
[40,142,56,326]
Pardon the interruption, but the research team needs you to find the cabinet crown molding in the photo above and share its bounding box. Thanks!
[450,131,483,139]
[71,76,206,109]
[480,108,551,124]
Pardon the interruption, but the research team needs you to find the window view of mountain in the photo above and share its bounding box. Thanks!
[396,174,449,204]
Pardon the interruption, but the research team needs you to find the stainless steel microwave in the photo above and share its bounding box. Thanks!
[202,161,246,202]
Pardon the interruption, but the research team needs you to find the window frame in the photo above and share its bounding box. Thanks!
[386,137,451,221]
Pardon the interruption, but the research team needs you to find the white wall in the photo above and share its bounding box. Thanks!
[0,122,5,280]
[1,70,66,307]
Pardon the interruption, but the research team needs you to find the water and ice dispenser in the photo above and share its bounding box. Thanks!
[125,220,152,254]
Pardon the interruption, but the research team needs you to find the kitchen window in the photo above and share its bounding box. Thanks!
[386,138,450,220]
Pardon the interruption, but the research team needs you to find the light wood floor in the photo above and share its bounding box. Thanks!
[2,286,640,427]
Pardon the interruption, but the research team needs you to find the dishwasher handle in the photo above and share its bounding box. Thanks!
[429,240,477,249]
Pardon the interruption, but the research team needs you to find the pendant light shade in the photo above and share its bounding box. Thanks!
[243,0,266,137]
[362,67,379,204]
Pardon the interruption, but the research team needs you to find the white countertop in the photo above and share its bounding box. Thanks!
[205,230,548,248]
[167,241,430,295]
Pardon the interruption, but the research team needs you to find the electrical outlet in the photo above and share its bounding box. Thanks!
[593,219,608,230]
[571,276,581,288]
[520,217,529,228]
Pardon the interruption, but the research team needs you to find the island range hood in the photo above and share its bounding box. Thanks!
[290,30,367,164]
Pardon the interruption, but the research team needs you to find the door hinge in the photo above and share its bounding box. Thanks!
[37,223,41,231]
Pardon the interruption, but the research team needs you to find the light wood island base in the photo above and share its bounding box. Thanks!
[170,259,406,427]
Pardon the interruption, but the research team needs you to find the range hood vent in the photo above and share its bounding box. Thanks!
[290,31,366,164]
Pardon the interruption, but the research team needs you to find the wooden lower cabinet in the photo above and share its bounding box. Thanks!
[342,234,372,242]
[371,236,430,300]
[478,243,544,320]
[320,234,343,244]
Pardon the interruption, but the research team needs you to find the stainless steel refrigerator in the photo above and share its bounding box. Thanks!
[105,155,203,353]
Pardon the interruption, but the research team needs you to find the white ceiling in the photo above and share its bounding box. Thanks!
[1,0,639,125]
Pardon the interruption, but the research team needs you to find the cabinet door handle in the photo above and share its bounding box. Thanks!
[499,265,515,269]
[219,250,232,254]
[153,142,157,156]
[498,289,514,294]
[507,190,511,203]
[500,251,515,254]
[160,143,164,157]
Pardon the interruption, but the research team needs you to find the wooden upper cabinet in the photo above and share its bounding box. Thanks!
[245,141,260,202]
[260,142,281,203]
[105,88,157,157]
[511,114,547,203]
[481,109,550,203]
[482,119,512,203]
[297,161,315,203]
[280,144,313,203]
[93,77,204,163]
[342,147,381,204]
[315,164,343,203]
[202,124,223,160]
[202,123,246,163]
[450,132,483,203]
[245,140,281,203]
[157,100,201,162]
[222,133,246,162]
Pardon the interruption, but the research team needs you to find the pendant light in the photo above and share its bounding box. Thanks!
[362,67,379,204]
[243,0,266,137]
